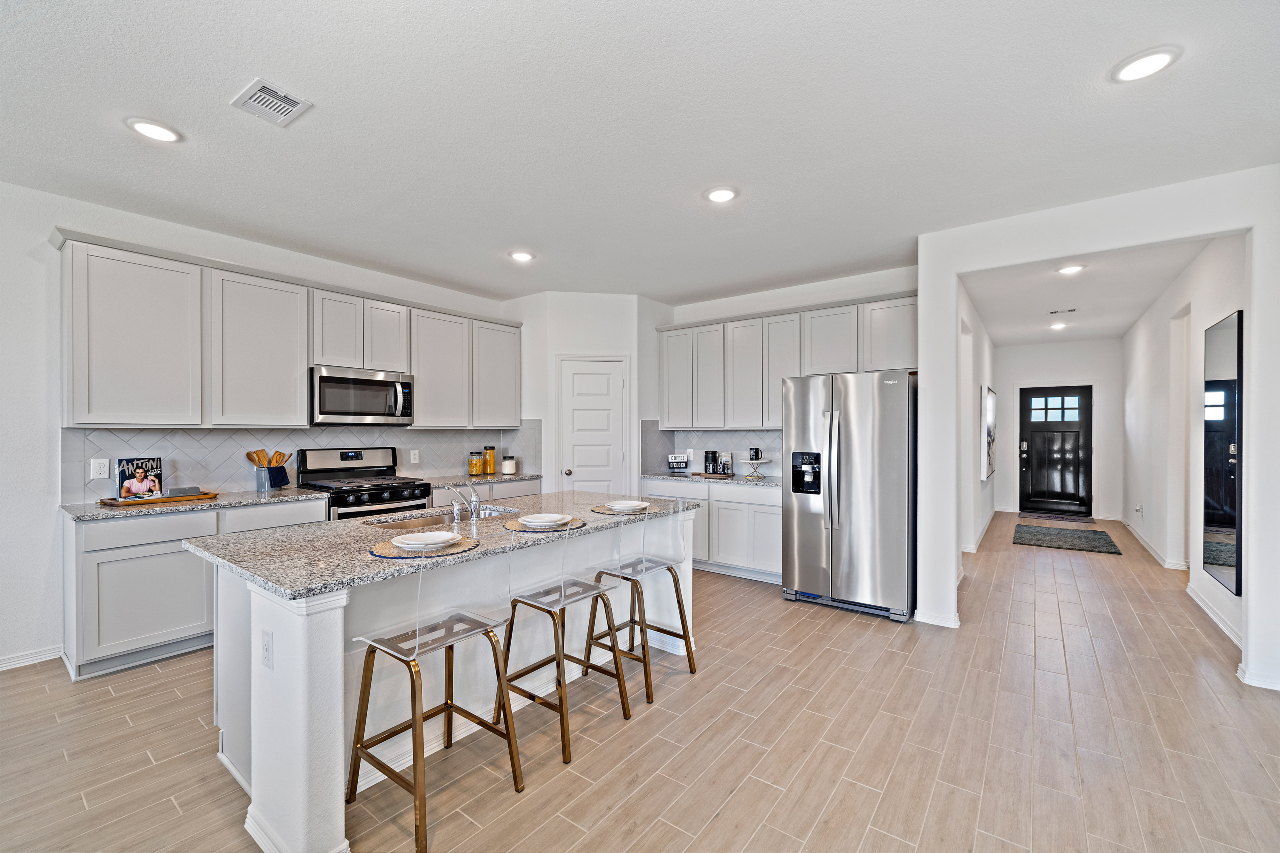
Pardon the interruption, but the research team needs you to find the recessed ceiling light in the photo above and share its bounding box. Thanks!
[1058,265,1084,275]
[706,188,737,203]
[125,118,181,142]
[509,251,534,263]
[1113,47,1180,82]
[1051,323,1067,330]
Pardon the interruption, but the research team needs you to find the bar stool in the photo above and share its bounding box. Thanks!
[585,500,697,703]
[496,533,632,763]
[346,611,523,853]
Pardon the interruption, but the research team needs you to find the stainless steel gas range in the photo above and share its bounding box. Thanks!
[296,447,431,520]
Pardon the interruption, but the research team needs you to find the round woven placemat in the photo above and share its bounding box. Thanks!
[370,538,480,559]
[590,505,652,516]
[502,518,586,533]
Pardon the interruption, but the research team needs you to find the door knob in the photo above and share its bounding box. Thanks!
[563,469,572,476]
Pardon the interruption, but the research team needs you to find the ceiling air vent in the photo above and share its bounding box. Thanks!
[230,78,312,127]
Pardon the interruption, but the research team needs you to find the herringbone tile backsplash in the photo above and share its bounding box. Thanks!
[62,420,541,504]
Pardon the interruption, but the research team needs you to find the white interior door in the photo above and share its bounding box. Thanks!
[560,360,627,495]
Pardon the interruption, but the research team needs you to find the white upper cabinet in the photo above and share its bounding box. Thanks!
[69,243,202,425]
[659,329,694,429]
[410,309,471,427]
[693,324,725,429]
[471,321,521,428]
[363,299,410,373]
[802,304,859,375]
[724,318,763,429]
[210,271,309,426]
[311,291,364,369]
[861,296,918,372]
[762,313,800,428]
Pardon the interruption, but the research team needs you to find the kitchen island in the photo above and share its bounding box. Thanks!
[183,490,695,853]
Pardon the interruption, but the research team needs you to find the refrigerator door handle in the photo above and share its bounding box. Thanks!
[829,409,840,529]
[822,410,832,530]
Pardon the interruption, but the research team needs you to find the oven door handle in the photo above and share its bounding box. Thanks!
[330,496,429,521]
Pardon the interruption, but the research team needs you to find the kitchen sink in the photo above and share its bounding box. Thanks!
[366,506,516,530]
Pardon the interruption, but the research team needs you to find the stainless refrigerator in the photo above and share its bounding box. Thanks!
[782,370,917,621]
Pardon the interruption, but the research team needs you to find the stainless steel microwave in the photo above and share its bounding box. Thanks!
[311,366,413,425]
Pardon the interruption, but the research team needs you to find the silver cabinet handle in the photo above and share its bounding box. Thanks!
[564,469,572,475]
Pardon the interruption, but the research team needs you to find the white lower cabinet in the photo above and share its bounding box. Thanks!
[641,479,781,577]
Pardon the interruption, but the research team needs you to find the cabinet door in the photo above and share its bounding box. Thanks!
[70,243,202,425]
[749,504,783,573]
[311,291,364,368]
[861,297,918,371]
[659,329,694,429]
[802,305,858,375]
[709,500,752,567]
[724,319,764,429]
[81,540,213,661]
[210,271,309,425]
[364,299,410,373]
[410,310,471,427]
[692,324,725,429]
[763,313,800,428]
[472,321,521,427]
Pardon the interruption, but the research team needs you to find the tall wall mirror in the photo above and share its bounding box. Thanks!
[1203,310,1242,595]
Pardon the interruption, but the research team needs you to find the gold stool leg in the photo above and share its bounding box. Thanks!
[443,643,454,749]
[345,645,379,803]
[485,628,525,792]
[407,659,430,853]
[630,579,654,703]
[666,566,697,674]
[552,608,571,763]
[597,593,632,719]
[582,592,600,678]
[628,584,637,652]
[494,601,518,725]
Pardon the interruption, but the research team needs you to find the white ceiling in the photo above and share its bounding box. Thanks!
[1,2,1276,305]
[961,238,1214,347]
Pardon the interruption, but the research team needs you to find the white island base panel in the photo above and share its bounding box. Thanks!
[216,513,694,853]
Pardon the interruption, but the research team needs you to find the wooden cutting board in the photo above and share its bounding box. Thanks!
[98,492,219,509]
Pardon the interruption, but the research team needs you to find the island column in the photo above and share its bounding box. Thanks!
[244,584,352,853]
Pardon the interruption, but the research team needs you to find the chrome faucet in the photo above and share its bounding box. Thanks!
[435,484,481,521]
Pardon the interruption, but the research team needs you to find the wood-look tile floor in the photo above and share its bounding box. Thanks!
[3,512,1278,852]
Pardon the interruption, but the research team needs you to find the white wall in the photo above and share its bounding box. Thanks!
[672,266,917,324]
[1123,235,1247,641]
[0,179,508,667]
[991,339,1125,520]
[918,163,1279,690]
[958,284,996,552]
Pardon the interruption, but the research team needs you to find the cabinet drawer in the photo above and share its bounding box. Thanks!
[491,480,541,500]
[639,479,708,500]
[219,500,328,534]
[81,511,218,552]
[708,484,783,507]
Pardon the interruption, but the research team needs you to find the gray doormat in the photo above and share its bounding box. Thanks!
[1019,512,1095,523]
[1013,524,1121,554]
[1204,542,1236,568]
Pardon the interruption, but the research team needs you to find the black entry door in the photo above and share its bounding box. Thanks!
[1019,386,1093,516]
[1204,379,1238,529]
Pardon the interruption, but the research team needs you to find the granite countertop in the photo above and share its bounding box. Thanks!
[641,472,783,488]
[60,487,329,522]
[182,490,698,600]
[429,472,542,487]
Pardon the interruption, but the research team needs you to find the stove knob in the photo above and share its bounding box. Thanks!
[381,491,393,501]
[344,494,357,506]
[358,493,370,504]
[406,488,422,499]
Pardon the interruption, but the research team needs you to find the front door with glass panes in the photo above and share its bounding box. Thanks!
[1018,386,1093,516]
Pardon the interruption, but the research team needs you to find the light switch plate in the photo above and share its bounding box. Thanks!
[261,629,273,670]
[409,450,420,464]
[90,458,110,479]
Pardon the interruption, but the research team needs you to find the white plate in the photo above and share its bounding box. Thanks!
[519,514,572,528]
[605,501,649,513]
[393,531,462,550]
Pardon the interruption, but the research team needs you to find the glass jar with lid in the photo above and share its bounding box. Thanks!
[483,446,496,475]
[468,451,484,476]
[501,455,517,475]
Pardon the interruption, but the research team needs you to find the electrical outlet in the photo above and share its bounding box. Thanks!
[90,459,110,479]
[409,450,420,464]
[261,629,273,670]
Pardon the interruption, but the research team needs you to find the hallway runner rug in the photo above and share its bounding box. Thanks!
[1012,524,1121,554]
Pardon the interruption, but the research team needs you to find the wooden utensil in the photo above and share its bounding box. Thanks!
[246,452,261,468]
[270,451,284,467]
[281,453,292,466]
[254,449,270,468]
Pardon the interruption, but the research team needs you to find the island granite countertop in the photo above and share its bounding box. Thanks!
[641,473,782,488]
[182,490,697,600]
[60,487,329,522]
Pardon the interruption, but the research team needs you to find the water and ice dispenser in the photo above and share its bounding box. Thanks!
[791,452,822,494]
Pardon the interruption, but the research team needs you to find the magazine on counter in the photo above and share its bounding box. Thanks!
[117,458,163,500]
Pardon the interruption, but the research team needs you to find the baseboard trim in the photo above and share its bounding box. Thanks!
[1120,520,1185,569]
[693,560,782,585]
[1237,665,1280,692]
[973,509,994,552]
[915,610,960,628]
[243,806,351,853]
[1185,583,1242,649]
[217,751,251,796]
[0,645,62,672]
